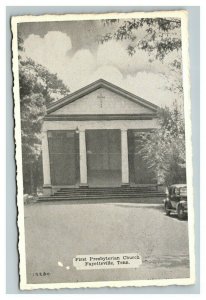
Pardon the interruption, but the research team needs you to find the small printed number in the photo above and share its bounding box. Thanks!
[32,272,50,276]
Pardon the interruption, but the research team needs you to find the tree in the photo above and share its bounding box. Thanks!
[100,18,186,184]
[100,18,181,60]
[18,36,70,194]
[137,104,186,186]
[100,18,183,94]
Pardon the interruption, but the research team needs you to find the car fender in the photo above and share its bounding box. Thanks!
[164,198,173,210]
[176,202,180,210]
[163,198,170,205]
[176,201,186,211]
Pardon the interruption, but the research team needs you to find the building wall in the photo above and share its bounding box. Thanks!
[42,86,159,189]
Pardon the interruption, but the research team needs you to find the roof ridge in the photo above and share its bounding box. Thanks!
[47,79,159,114]
[47,79,106,109]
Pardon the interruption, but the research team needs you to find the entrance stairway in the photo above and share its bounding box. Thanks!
[39,186,166,203]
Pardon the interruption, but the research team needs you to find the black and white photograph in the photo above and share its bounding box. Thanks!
[12,11,195,289]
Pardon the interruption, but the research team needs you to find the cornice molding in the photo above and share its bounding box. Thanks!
[44,113,157,121]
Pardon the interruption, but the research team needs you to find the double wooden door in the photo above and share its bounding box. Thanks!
[48,131,78,185]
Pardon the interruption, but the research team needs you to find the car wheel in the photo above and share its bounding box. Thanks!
[177,205,186,220]
[165,202,171,216]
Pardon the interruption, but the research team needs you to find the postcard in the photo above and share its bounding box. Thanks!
[12,10,195,289]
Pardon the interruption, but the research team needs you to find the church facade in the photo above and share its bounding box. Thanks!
[41,79,159,195]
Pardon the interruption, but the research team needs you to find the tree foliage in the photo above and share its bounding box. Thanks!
[100,18,181,60]
[100,18,183,95]
[18,36,70,194]
[137,104,186,186]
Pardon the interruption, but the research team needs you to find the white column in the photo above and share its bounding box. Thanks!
[79,129,88,186]
[121,129,129,185]
[42,131,51,190]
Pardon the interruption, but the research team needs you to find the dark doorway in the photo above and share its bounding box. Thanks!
[128,130,157,185]
[48,130,79,186]
[86,130,121,187]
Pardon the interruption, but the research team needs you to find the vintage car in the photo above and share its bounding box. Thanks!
[163,184,187,219]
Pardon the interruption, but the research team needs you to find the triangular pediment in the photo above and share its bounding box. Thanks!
[47,79,158,116]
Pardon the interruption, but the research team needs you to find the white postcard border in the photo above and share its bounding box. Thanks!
[11,10,195,290]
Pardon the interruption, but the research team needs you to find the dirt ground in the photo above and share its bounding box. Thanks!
[23,201,190,284]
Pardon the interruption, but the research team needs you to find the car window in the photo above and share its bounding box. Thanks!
[180,186,187,196]
[180,187,187,193]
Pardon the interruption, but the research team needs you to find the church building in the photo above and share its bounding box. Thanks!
[41,79,159,196]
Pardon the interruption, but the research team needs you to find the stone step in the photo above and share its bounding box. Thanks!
[53,192,161,197]
[39,193,165,201]
[38,197,164,204]
[56,189,158,194]
[59,187,157,191]
[38,186,165,202]
[49,194,164,198]
[56,188,157,192]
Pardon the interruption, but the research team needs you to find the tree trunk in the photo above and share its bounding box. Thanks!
[30,163,34,195]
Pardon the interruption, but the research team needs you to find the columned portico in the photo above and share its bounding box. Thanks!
[42,131,52,195]
[121,129,129,186]
[41,79,159,195]
[79,129,88,186]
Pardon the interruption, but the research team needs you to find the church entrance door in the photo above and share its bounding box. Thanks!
[86,129,121,187]
[48,130,79,186]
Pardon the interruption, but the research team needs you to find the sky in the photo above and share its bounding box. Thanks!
[18,19,183,108]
